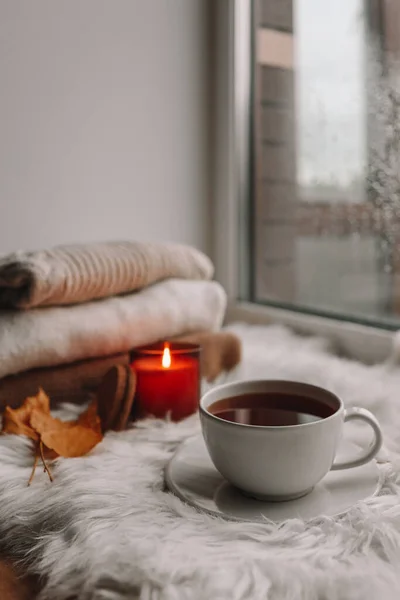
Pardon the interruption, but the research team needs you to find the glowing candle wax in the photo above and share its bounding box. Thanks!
[130,342,201,422]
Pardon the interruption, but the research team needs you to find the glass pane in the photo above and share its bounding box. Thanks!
[252,0,400,327]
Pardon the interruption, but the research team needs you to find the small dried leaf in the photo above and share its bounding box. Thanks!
[2,391,103,485]
[2,406,38,440]
[30,400,103,458]
[40,426,102,458]
[29,409,67,438]
[2,388,50,440]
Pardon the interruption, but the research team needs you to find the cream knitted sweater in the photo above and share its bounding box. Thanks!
[0,241,213,309]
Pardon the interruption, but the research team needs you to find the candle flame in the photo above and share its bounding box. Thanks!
[162,344,171,369]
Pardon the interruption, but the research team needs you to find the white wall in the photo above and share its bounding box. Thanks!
[0,0,211,254]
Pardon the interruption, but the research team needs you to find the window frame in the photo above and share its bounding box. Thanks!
[212,0,252,301]
[213,0,395,363]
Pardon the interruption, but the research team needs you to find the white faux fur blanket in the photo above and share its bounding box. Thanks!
[0,279,226,379]
[1,324,400,600]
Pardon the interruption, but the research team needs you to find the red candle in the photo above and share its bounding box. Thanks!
[130,342,200,421]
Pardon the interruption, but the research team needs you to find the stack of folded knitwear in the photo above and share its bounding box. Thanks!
[0,241,241,411]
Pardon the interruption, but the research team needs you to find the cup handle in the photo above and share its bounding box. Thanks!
[331,407,383,470]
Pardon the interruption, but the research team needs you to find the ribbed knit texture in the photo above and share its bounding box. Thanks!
[0,241,214,309]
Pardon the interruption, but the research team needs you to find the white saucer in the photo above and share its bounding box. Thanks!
[165,435,383,523]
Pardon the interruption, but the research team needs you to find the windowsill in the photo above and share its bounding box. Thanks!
[225,301,394,365]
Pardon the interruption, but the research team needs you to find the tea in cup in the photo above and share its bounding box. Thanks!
[200,380,382,501]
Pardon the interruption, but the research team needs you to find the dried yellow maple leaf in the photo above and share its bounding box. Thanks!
[1,388,50,440]
[2,390,103,484]
[30,400,102,458]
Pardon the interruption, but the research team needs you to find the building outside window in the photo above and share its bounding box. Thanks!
[243,0,400,329]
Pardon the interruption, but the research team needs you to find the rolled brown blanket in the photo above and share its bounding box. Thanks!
[0,354,130,412]
[0,332,241,411]
[0,241,213,309]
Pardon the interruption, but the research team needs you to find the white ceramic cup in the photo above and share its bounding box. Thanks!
[199,380,383,501]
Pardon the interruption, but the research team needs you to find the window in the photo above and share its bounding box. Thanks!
[233,0,400,329]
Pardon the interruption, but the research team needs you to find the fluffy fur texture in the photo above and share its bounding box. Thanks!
[0,279,226,379]
[1,324,400,600]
